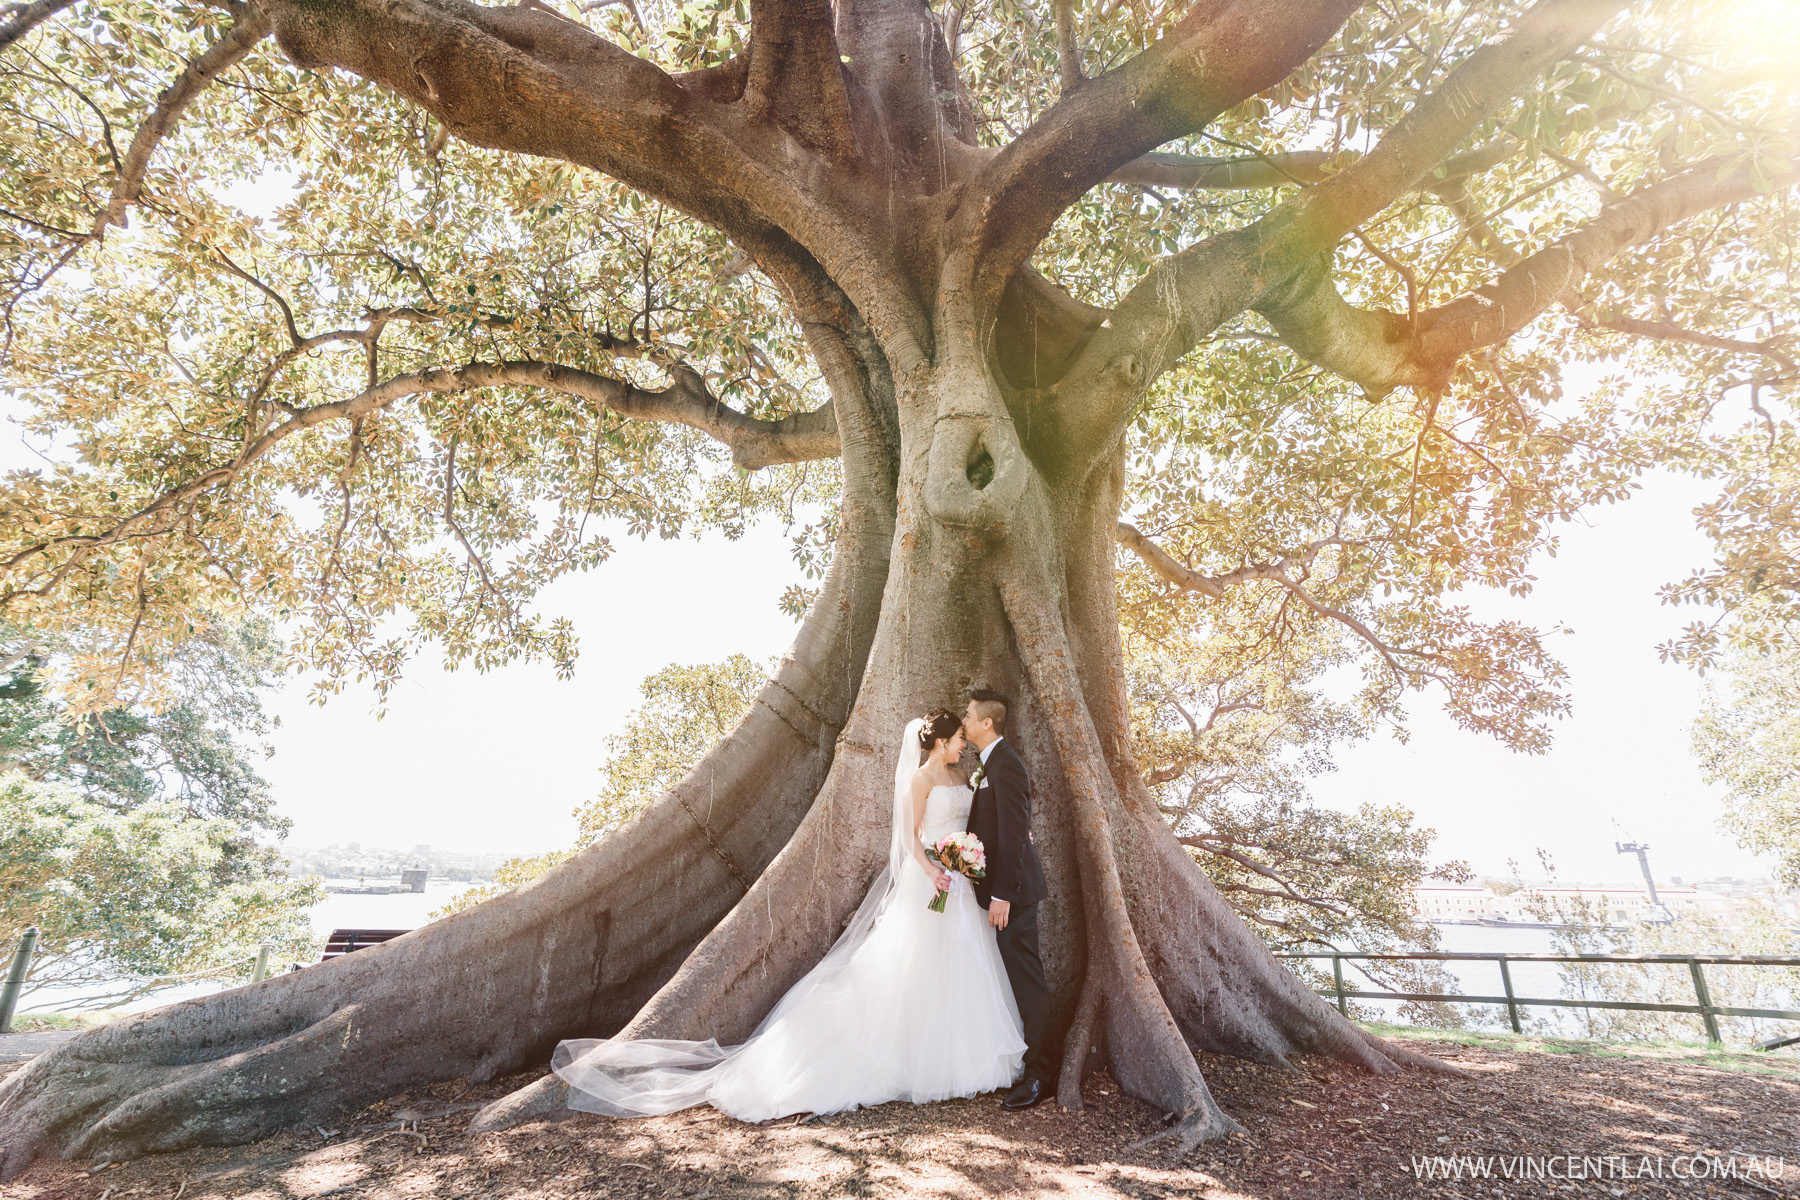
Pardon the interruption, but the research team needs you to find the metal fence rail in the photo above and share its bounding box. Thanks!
[1277,951,1800,1045]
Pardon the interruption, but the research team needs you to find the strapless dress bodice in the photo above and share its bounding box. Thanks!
[919,783,974,846]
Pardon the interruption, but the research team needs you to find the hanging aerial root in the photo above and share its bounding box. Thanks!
[1054,973,1105,1110]
[998,563,1248,1146]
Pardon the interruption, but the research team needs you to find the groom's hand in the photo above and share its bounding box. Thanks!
[988,899,1010,931]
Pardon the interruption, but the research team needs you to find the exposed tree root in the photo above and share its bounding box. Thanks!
[1053,974,1103,1109]
[995,480,1454,1147]
[0,668,836,1174]
[470,711,909,1129]
[1126,1103,1247,1153]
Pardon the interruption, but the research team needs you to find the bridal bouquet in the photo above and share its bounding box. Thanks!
[924,832,987,913]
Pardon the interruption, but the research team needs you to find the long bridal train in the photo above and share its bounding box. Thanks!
[552,718,1024,1121]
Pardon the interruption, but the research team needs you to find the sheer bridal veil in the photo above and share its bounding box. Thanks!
[551,717,927,1118]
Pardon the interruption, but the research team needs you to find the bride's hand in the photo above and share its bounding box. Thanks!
[932,868,952,891]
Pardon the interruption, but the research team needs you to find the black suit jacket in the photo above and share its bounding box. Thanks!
[966,738,1048,909]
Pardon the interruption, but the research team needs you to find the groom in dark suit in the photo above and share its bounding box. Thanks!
[962,688,1053,1109]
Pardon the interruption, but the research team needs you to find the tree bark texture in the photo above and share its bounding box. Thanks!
[3,0,1700,1175]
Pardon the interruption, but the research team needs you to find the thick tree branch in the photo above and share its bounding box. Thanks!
[835,0,976,193]
[1270,0,1629,263]
[1256,155,1800,392]
[1038,0,1623,468]
[264,1,817,280]
[266,0,932,370]
[951,0,1360,315]
[1104,139,1524,193]
[1107,151,1333,190]
[1,360,835,606]
[1083,138,1527,195]
[742,0,857,159]
[98,5,274,236]
[0,0,72,52]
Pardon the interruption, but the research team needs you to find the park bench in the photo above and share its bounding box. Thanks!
[319,928,411,962]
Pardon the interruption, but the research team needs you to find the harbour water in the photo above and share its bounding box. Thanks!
[1321,921,1582,1032]
[20,880,482,1016]
[309,879,482,938]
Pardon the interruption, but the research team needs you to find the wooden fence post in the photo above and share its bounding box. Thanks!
[1,927,40,1034]
[1497,955,1522,1034]
[1687,957,1723,1044]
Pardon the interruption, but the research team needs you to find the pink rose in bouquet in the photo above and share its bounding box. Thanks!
[925,831,987,913]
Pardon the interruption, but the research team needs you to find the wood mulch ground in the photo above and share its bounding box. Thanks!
[4,1029,1797,1199]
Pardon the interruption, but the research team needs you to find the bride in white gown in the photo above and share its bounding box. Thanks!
[551,710,1027,1121]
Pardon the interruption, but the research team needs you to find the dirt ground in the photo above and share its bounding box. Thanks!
[3,1030,1797,1199]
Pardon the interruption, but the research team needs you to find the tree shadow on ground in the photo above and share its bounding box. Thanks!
[3,1034,1796,1198]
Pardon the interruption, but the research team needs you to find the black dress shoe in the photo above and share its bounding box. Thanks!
[1002,1077,1046,1110]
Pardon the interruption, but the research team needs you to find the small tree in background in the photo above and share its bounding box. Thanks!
[0,621,320,1006]
[437,654,773,915]
[0,779,320,1009]
[0,621,292,889]
[1694,639,1800,889]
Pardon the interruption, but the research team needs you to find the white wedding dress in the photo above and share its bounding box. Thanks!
[551,720,1026,1122]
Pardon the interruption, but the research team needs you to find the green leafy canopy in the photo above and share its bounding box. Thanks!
[0,0,1796,760]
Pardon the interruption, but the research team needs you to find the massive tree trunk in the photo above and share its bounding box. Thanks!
[3,0,1693,1177]
[0,302,1429,1173]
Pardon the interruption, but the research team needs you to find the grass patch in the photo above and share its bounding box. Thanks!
[4,1011,112,1034]
[1358,1019,1800,1077]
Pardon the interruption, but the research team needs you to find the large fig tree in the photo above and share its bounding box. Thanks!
[1,0,1795,1174]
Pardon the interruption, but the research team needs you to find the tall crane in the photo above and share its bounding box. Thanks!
[1615,840,1675,924]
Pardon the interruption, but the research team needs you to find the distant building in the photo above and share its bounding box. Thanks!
[1413,882,1757,926]
[400,868,428,893]
[1413,885,1496,921]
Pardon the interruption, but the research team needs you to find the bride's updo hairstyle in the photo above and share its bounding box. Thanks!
[919,708,961,753]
